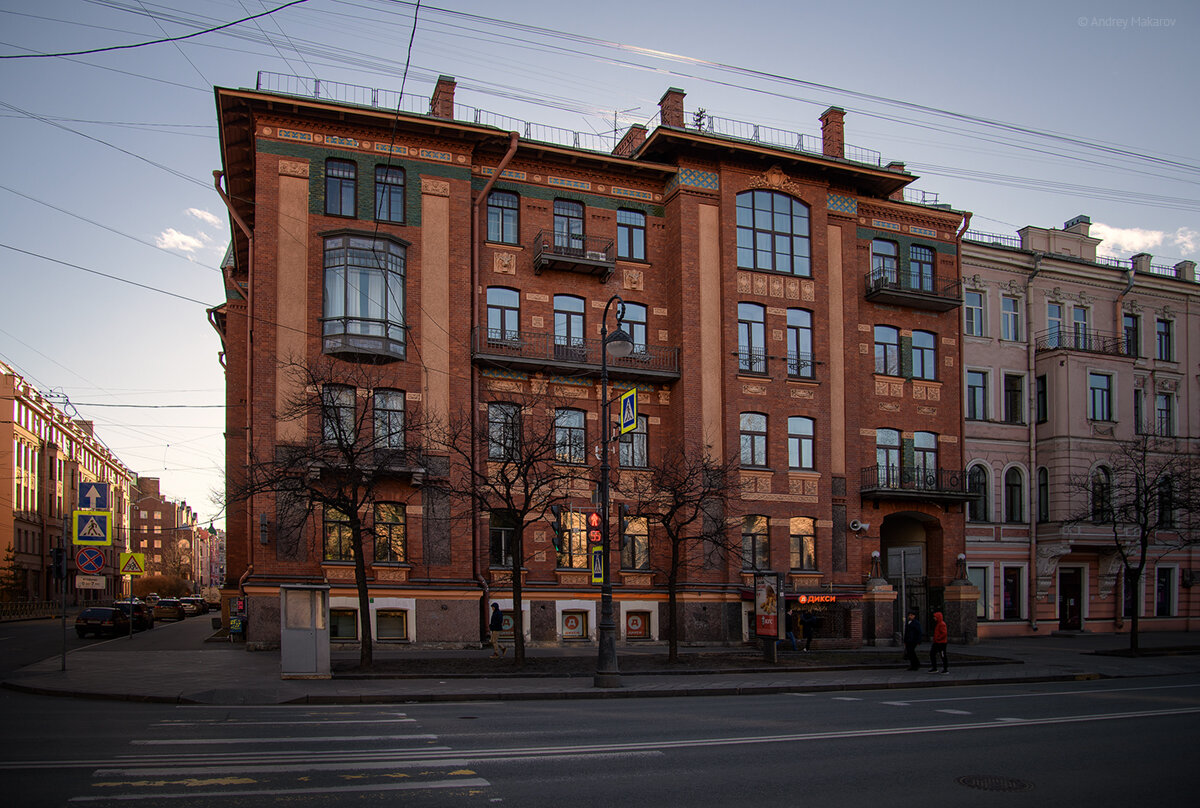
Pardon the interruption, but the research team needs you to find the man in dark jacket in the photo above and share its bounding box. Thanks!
[903,608,923,670]
[489,603,507,658]
[929,610,949,673]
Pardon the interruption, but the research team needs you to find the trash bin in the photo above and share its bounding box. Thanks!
[211,617,221,630]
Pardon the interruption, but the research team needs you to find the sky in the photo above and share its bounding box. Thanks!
[1,0,1196,529]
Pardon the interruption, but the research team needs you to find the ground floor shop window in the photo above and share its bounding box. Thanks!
[1156,567,1176,617]
[625,610,651,639]
[1002,566,1024,620]
[330,608,358,640]
[967,565,990,619]
[376,609,409,641]
[562,610,588,640]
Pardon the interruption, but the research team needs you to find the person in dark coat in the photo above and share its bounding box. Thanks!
[929,610,949,673]
[779,606,798,651]
[801,611,816,652]
[489,603,507,658]
[903,608,923,670]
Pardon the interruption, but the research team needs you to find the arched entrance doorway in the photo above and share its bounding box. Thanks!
[880,511,943,636]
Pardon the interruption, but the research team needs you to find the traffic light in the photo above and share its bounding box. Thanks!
[51,547,66,579]
[549,505,563,551]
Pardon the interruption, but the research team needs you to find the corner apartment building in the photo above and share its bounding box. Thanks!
[961,218,1198,637]
[212,74,976,650]
[1,361,135,602]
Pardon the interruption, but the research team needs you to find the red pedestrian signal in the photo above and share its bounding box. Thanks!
[588,512,601,528]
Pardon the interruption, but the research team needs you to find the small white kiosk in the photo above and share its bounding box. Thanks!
[279,584,331,679]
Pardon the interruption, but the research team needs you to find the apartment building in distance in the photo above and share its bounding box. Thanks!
[961,218,1198,637]
[1,361,135,603]
[131,476,215,591]
[211,74,978,650]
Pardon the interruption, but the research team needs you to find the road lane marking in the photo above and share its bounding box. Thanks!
[130,734,436,745]
[881,701,911,706]
[871,682,1200,705]
[935,709,972,715]
[68,777,491,802]
[154,718,417,727]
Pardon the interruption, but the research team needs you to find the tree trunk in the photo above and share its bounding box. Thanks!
[511,528,526,666]
[667,540,681,662]
[351,522,374,669]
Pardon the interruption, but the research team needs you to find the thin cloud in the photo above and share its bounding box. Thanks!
[1091,222,1164,257]
[187,208,222,227]
[1171,227,1197,255]
[156,228,204,253]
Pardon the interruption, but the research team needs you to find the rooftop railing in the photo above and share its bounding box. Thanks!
[963,230,1022,248]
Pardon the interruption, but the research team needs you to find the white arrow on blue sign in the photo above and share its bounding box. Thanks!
[78,482,110,511]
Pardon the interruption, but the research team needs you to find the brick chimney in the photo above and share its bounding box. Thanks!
[1131,252,1152,274]
[430,75,456,119]
[659,87,686,128]
[613,124,647,157]
[1175,260,1196,282]
[820,106,845,159]
[1063,215,1091,236]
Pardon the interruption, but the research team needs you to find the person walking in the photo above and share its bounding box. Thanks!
[801,610,816,652]
[903,608,923,671]
[489,603,507,658]
[778,606,798,651]
[929,610,949,673]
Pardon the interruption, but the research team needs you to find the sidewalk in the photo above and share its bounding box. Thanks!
[4,622,1200,706]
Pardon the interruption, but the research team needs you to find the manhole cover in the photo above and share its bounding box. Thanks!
[956,775,1033,792]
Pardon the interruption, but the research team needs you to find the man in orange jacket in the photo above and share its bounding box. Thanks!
[929,610,949,674]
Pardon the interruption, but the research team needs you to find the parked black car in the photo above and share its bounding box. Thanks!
[114,600,155,631]
[75,606,132,638]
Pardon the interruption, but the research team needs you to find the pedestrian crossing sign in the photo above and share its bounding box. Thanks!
[619,388,637,435]
[73,510,112,546]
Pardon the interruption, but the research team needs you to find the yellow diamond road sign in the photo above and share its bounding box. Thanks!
[119,552,146,576]
[73,510,112,546]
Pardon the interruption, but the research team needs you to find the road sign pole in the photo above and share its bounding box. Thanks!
[61,514,68,672]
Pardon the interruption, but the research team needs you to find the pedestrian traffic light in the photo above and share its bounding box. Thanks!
[51,547,66,579]
[549,505,563,551]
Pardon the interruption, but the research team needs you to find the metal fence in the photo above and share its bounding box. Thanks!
[0,600,61,621]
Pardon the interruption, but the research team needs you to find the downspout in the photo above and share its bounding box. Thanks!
[470,132,520,642]
[1111,261,1137,630]
[955,212,971,592]
[1025,251,1043,630]
[213,170,255,596]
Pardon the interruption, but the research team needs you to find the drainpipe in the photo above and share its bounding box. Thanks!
[954,212,971,587]
[1110,261,1138,631]
[1025,252,1043,631]
[470,132,520,642]
[213,170,255,599]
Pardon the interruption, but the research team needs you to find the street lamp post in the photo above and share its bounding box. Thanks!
[596,294,633,688]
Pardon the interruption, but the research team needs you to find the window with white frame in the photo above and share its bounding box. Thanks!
[1156,567,1177,616]
[966,370,988,421]
[967,464,989,522]
[967,565,990,620]
[964,291,985,337]
[1000,296,1021,341]
[376,609,409,641]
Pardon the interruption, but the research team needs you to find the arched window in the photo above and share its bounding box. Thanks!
[967,464,989,522]
[1004,467,1024,523]
[735,190,811,276]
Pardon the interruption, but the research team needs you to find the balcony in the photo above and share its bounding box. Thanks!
[532,230,616,282]
[1034,328,1133,358]
[860,465,974,503]
[472,328,680,381]
[863,268,962,312]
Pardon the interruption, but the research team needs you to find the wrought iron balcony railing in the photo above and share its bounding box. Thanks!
[864,268,962,312]
[532,230,616,280]
[1034,328,1133,357]
[472,328,680,378]
[860,465,973,502]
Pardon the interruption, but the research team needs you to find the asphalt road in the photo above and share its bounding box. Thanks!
[0,612,200,676]
[1,674,1196,806]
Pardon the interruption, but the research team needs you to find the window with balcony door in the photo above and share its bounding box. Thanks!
[735,190,811,276]
[913,431,938,489]
[553,295,586,361]
[1046,302,1064,348]
[486,287,520,343]
[909,244,935,291]
[871,240,898,284]
[1123,313,1140,357]
[786,308,814,378]
[621,302,648,355]
[738,303,767,374]
[876,428,900,487]
[553,199,585,255]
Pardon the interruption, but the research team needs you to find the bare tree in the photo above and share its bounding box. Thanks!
[428,394,586,667]
[229,358,425,669]
[1063,433,1200,654]
[617,439,741,662]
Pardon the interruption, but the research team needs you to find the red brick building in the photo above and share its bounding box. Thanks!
[212,76,976,649]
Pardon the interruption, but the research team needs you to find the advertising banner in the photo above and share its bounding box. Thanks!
[754,572,782,639]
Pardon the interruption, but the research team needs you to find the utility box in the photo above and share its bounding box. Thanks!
[279,584,331,679]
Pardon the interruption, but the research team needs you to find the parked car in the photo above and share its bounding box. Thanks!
[153,598,186,621]
[75,606,132,638]
[144,593,160,605]
[114,600,155,631]
[179,598,204,616]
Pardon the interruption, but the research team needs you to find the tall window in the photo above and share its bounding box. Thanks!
[1091,466,1112,522]
[555,408,586,464]
[1036,467,1049,523]
[373,389,405,449]
[964,291,985,337]
[874,325,901,376]
[374,165,405,223]
[966,370,988,421]
[871,240,898,283]
[556,509,587,569]
[325,158,356,217]
[1156,567,1177,617]
[1156,318,1174,361]
[786,308,814,378]
[619,415,648,468]
[487,190,519,244]
[1046,302,1063,348]
[787,416,814,470]
[486,287,520,342]
[789,517,816,571]
[621,515,649,570]
[1155,393,1175,436]
[740,412,768,467]
[1035,375,1048,423]
[738,303,767,373]
[1004,468,1024,523]
[910,244,935,291]
[1088,373,1113,421]
[1072,306,1090,348]
[913,431,938,488]
[1002,374,1024,425]
[322,234,406,359]
[489,510,516,567]
[1002,567,1024,620]
[1123,313,1140,357]
[1001,297,1021,341]
[621,302,648,354]
[741,515,769,570]
[487,403,520,461]
[735,190,811,276]
[876,428,901,488]
[1158,477,1176,529]
[553,295,586,361]
[911,330,936,381]
[323,507,353,562]
[553,199,585,254]
[374,503,406,562]
[967,464,989,522]
[321,385,355,445]
[616,209,646,260]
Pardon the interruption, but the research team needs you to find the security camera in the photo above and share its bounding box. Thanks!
[849,520,870,532]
